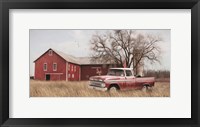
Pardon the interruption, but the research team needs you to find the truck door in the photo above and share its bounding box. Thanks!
[125,70,136,89]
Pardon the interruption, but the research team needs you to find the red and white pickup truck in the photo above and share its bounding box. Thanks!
[89,68,155,92]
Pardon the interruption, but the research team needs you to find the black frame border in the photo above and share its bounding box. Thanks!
[0,0,199,127]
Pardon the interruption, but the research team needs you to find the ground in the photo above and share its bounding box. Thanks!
[30,80,170,97]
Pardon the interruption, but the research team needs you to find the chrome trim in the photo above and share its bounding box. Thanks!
[89,80,104,87]
[88,86,107,91]
[106,80,135,82]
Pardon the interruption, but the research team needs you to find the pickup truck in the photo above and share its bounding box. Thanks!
[89,68,155,92]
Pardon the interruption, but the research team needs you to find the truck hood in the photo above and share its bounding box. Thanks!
[89,75,120,81]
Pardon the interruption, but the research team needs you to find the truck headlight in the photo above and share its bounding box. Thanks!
[101,83,105,87]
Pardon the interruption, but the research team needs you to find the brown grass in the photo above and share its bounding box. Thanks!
[30,80,170,97]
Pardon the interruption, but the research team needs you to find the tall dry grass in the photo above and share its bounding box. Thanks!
[30,80,170,97]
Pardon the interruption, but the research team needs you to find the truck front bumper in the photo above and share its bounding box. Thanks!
[88,85,108,91]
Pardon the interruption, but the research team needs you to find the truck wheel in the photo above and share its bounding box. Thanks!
[142,85,152,92]
[109,86,118,93]
[142,86,148,92]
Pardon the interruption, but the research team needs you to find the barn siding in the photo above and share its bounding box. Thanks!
[80,64,111,80]
[66,63,68,81]
[34,50,66,81]
[67,63,80,81]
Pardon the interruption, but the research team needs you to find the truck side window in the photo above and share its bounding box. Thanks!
[126,70,133,76]
[107,69,125,76]
[116,71,124,76]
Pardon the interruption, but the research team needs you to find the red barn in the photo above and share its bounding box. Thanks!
[34,48,115,81]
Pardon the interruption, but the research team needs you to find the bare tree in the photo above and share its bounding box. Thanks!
[90,30,162,75]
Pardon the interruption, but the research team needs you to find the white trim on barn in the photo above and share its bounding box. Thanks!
[53,63,57,71]
[45,73,63,75]
[44,73,63,80]
[49,50,53,56]
[43,63,47,71]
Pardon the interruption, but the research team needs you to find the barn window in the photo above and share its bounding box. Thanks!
[43,63,47,71]
[53,63,57,71]
[72,74,74,78]
[68,64,70,71]
[71,65,73,71]
[49,50,53,56]
[74,66,76,72]
[68,74,70,78]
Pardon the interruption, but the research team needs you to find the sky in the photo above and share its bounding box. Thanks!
[30,29,170,76]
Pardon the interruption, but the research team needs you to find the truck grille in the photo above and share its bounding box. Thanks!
[90,81,103,87]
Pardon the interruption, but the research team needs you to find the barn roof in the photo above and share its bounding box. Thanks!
[34,48,113,65]
[78,57,107,65]
[52,49,79,64]
[53,49,113,65]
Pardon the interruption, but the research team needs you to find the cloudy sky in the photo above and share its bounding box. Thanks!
[30,29,170,76]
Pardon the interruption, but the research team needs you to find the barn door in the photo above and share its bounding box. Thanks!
[46,74,50,80]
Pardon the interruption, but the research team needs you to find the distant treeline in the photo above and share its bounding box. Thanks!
[143,70,170,79]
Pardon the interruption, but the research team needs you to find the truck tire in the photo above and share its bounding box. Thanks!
[109,85,119,93]
[142,85,152,92]
[142,86,147,92]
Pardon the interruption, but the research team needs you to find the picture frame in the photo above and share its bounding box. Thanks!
[0,0,199,127]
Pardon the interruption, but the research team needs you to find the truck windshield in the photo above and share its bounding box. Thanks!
[107,69,125,76]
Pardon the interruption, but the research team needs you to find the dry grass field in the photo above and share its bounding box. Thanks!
[30,80,170,97]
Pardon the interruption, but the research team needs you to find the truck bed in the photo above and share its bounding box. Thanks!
[136,77,155,86]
